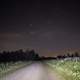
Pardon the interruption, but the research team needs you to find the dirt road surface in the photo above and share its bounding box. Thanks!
[1,62,62,80]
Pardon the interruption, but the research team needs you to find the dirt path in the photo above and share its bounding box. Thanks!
[1,62,62,80]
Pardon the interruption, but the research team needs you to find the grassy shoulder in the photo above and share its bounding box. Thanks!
[0,61,32,78]
[46,60,80,80]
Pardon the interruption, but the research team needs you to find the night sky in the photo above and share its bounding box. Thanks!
[0,0,80,56]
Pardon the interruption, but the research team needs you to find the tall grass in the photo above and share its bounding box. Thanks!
[47,60,80,80]
[0,61,31,77]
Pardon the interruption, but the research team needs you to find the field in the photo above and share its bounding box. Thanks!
[46,59,80,80]
[0,61,31,77]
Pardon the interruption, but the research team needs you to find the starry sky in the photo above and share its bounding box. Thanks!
[0,0,80,56]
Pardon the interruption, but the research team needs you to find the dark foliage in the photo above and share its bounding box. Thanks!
[0,49,80,62]
[0,49,40,62]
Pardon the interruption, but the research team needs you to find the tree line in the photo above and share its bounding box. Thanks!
[56,52,80,59]
[0,49,40,62]
[0,49,80,62]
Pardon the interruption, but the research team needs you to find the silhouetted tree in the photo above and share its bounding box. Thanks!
[71,53,74,57]
[0,49,41,62]
[57,55,62,59]
[74,52,79,57]
[67,53,71,57]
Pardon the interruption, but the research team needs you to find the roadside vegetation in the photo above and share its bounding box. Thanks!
[0,49,40,78]
[47,60,80,80]
[0,61,32,77]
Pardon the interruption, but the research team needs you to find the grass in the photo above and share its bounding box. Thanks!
[0,61,32,77]
[46,60,80,80]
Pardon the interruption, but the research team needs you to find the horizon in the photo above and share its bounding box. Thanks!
[0,0,80,56]
[0,48,80,57]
